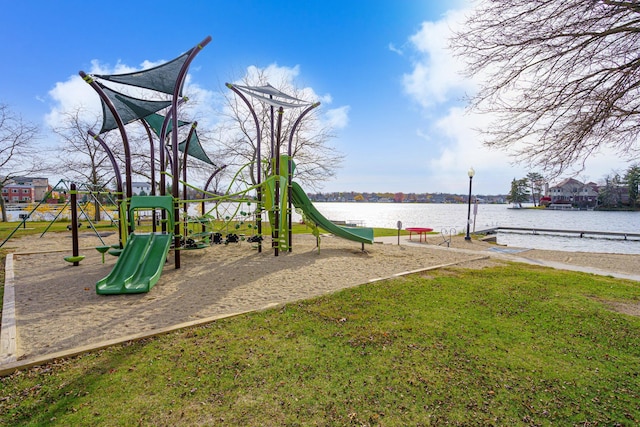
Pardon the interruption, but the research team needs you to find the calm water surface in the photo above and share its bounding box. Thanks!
[299,203,640,254]
[10,202,639,254]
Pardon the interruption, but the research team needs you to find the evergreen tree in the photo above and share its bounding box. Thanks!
[506,178,530,208]
[598,173,624,208]
[624,164,640,208]
[526,172,545,207]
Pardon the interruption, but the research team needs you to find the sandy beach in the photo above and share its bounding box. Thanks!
[1,230,639,368]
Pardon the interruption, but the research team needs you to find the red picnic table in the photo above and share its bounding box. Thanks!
[405,227,433,242]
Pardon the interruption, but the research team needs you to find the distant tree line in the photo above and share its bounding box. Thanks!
[307,191,507,204]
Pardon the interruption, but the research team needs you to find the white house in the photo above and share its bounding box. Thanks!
[130,182,152,196]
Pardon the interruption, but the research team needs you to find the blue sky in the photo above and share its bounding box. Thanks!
[0,0,626,195]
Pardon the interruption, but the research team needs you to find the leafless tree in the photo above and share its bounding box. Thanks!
[51,108,124,221]
[451,0,640,177]
[0,103,41,221]
[215,70,344,190]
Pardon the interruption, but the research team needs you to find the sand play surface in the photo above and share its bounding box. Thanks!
[1,230,639,366]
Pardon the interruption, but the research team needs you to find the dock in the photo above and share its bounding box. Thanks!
[476,227,640,240]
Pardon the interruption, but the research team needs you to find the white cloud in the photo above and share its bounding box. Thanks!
[139,59,167,71]
[430,106,522,192]
[240,63,301,88]
[230,62,350,130]
[402,8,474,108]
[388,43,403,56]
[400,1,633,193]
[46,73,101,128]
[399,2,518,193]
[319,93,333,104]
[416,128,431,142]
[324,106,350,129]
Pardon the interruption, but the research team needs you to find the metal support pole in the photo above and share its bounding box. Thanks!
[287,102,320,252]
[226,83,262,253]
[140,120,157,233]
[182,122,197,243]
[465,174,474,241]
[273,107,284,256]
[79,72,133,237]
[70,183,80,266]
[170,35,212,269]
[89,131,124,247]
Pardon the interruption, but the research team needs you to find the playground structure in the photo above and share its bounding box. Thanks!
[64,35,374,294]
[224,83,374,254]
[96,195,174,294]
[0,179,120,253]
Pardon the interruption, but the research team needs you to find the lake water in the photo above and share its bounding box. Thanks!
[8,202,640,254]
[295,202,640,255]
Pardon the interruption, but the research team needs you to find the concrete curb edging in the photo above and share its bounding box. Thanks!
[0,309,254,377]
[0,254,16,365]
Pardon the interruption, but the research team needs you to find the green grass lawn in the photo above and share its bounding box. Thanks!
[1,263,639,426]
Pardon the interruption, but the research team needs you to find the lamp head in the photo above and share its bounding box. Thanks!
[468,167,475,178]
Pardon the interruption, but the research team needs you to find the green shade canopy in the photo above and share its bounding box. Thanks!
[98,85,171,134]
[178,128,215,166]
[143,112,189,138]
[143,114,215,166]
[95,49,193,96]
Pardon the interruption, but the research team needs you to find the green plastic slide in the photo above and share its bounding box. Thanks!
[290,181,374,244]
[96,233,172,295]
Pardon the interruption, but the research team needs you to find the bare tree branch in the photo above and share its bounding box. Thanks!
[50,108,119,189]
[0,103,41,221]
[214,70,344,190]
[451,0,640,176]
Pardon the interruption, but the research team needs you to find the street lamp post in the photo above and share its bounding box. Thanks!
[465,167,475,241]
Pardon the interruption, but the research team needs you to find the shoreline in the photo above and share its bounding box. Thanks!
[1,231,638,373]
